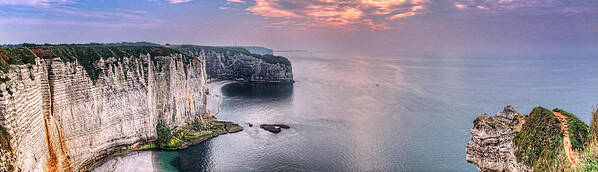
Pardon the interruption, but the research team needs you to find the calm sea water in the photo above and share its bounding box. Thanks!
[155,52,598,171]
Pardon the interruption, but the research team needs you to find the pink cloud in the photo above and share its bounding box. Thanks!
[247,0,301,18]
[169,0,192,4]
[244,0,427,30]
[454,0,591,13]
[146,0,192,4]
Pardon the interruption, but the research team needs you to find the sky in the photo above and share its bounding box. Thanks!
[0,0,596,55]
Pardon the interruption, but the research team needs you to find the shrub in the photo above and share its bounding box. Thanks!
[252,54,291,65]
[174,45,291,65]
[156,123,172,146]
[0,48,37,73]
[591,108,598,143]
[137,143,157,151]
[0,124,11,151]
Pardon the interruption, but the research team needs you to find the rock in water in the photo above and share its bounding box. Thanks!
[260,124,290,133]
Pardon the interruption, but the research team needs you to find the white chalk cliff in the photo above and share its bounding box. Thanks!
[0,45,293,171]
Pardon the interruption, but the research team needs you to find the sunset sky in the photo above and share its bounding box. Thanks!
[0,0,596,55]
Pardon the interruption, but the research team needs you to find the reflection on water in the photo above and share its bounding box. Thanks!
[222,82,294,99]
[153,52,598,171]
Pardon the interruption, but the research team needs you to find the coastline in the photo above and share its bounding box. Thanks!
[91,151,154,172]
[91,81,237,171]
[207,80,235,116]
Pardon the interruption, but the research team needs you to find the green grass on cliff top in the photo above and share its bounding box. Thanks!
[590,108,598,142]
[0,43,290,83]
[577,109,598,171]
[513,107,591,171]
[155,120,240,149]
[0,44,188,81]
[553,108,589,151]
[175,45,291,66]
[0,48,37,73]
[514,106,569,171]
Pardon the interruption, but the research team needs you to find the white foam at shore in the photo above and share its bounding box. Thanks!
[207,81,234,116]
[92,151,154,172]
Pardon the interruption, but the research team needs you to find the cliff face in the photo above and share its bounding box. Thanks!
[467,106,591,171]
[0,46,209,171]
[466,106,531,172]
[175,45,293,83]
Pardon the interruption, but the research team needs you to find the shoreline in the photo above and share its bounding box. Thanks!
[207,80,235,116]
[91,81,237,171]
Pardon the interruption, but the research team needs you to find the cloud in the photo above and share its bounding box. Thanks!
[247,0,301,18]
[453,0,595,13]
[168,0,192,4]
[226,0,245,3]
[243,0,427,30]
[147,0,192,4]
[0,0,70,6]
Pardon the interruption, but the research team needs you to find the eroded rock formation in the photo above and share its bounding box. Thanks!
[466,105,531,172]
[175,45,293,83]
[0,44,294,171]
[0,47,208,171]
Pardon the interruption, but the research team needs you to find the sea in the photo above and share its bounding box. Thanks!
[101,51,598,171]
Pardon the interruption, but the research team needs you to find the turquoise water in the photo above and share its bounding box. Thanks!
[155,52,598,171]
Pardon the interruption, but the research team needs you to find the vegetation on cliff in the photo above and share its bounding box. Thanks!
[45,45,185,81]
[84,120,242,170]
[153,119,242,150]
[0,124,14,171]
[174,45,291,65]
[0,43,291,84]
[473,106,596,171]
[590,108,598,143]
[577,109,598,171]
[252,54,291,65]
[513,107,569,170]
[0,124,11,151]
[0,44,191,82]
[0,48,37,73]
[553,108,589,151]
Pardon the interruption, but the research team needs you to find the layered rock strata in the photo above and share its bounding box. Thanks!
[0,48,209,171]
[0,44,294,171]
[466,106,531,172]
[175,45,293,83]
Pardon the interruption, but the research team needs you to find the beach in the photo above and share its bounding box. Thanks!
[91,81,234,171]
[206,81,234,116]
[91,151,154,172]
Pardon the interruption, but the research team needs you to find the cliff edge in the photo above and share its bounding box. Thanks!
[466,105,596,171]
[0,44,287,171]
[174,45,293,83]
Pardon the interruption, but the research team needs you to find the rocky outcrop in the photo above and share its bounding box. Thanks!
[466,106,531,172]
[239,46,273,55]
[0,44,293,171]
[174,45,293,83]
[0,46,210,171]
[259,124,290,133]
